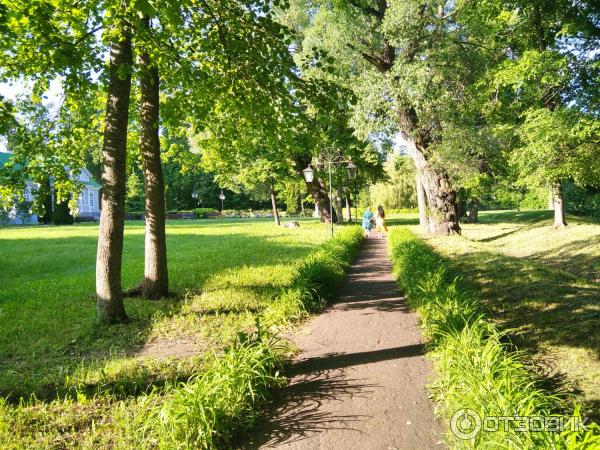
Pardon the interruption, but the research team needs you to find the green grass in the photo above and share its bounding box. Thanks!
[0,219,330,399]
[389,227,600,449]
[417,210,600,423]
[0,219,363,448]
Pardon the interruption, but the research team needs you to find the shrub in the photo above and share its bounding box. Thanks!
[385,207,419,214]
[0,208,10,227]
[52,199,74,225]
[192,208,219,219]
[15,201,32,224]
[389,228,600,449]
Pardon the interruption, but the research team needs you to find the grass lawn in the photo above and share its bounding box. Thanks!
[410,210,600,421]
[0,218,331,401]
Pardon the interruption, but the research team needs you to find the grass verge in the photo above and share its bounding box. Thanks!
[0,225,363,449]
[389,227,600,449]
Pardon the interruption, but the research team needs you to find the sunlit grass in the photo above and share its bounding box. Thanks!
[389,227,600,449]
[0,220,363,449]
[0,219,330,399]
[416,210,600,423]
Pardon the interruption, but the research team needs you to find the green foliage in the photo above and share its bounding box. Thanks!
[0,221,362,448]
[511,108,600,189]
[191,208,219,219]
[125,171,145,212]
[389,227,600,449]
[563,183,600,219]
[52,198,73,225]
[289,226,363,313]
[15,200,32,224]
[147,334,285,449]
[0,208,8,227]
[368,154,416,210]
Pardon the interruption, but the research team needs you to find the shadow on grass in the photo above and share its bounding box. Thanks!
[527,237,600,282]
[0,231,318,403]
[442,248,600,419]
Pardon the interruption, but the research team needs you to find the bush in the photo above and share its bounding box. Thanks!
[125,212,145,220]
[15,201,32,224]
[389,228,600,449]
[147,333,285,449]
[219,209,274,218]
[0,208,9,227]
[52,199,74,225]
[192,208,219,219]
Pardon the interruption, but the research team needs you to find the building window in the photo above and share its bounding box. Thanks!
[89,191,95,208]
[24,187,31,201]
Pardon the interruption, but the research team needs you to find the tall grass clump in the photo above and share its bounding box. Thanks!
[263,226,363,324]
[144,332,285,449]
[389,228,600,449]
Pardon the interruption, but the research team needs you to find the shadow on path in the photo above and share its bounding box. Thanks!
[238,238,444,449]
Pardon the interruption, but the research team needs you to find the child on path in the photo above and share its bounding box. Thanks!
[376,205,388,238]
[362,207,374,238]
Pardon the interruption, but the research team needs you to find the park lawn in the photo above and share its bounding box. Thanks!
[0,218,330,401]
[418,210,600,421]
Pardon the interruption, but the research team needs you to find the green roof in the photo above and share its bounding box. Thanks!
[83,180,102,188]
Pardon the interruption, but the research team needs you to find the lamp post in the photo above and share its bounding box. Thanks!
[302,148,357,237]
[219,190,225,215]
[191,189,198,207]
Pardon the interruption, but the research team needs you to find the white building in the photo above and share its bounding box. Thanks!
[1,152,101,224]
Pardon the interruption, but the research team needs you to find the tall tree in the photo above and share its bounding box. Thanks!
[96,29,132,324]
[137,16,168,299]
[283,0,475,234]
[486,0,600,227]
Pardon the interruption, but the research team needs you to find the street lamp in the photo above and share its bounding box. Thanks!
[346,160,357,180]
[302,165,314,183]
[191,189,198,206]
[301,148,358,237]
[219,189,225,214]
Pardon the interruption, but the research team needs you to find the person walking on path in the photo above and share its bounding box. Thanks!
[375,205,388,238]
[361,206,374,238]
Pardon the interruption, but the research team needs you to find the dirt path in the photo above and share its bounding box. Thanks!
[241,237,445,449]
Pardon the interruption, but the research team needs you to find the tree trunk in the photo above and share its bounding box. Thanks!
[294,156,337,223]
[304,178,337,223]
[415,172,429,232]
[345,190,352,222]
[96,32,132,324]
[300,195,305,215]
[456,188,467,220]
[552,182,567,228]
[336,183,344,224]
[138,19,169,300]
[270,183,281,226]
[405,136,460,235]
[467,197,479,223]
[39,178,53,224]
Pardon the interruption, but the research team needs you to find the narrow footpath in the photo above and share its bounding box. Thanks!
[242,237,445,450]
